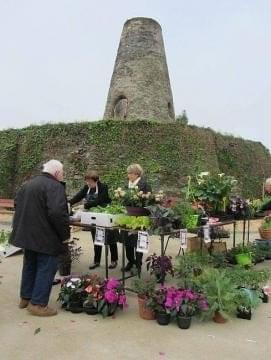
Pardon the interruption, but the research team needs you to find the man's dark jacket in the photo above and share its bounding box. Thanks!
[69,181,111,209]
[10,173,70,256]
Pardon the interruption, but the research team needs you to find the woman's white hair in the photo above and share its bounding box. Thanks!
[265,178,271,186]
[42,159,63,176]
[127,163,144,177]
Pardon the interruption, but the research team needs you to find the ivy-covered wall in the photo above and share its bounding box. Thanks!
[0,120,270,198]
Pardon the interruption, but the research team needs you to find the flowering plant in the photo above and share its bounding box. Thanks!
[83,274,104,308]
[182,172,238,213]
[147,286,208,317]
[98,278,127,317]
[58,275,128,316]
[172,289,209,317]
[57,276,87,305]
[114,186,164,207]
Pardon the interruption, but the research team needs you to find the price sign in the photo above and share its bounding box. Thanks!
[94,227,106,246]
[180,229,188,249]
[136,231,150,254]
[203,225,211,243]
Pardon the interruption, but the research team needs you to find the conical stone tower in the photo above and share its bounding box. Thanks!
[103,17,175,122]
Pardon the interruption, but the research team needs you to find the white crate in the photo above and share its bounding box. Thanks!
[80,212,119,228]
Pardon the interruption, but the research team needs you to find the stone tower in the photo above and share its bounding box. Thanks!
[103,17,175,122]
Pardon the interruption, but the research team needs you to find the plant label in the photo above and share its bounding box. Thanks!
[203,225,211,243]
[94,227,105,246]
[180,229,188,249]
[137,231,149,253]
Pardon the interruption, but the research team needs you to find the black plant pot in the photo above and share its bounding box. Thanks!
[236,309,252,320]
[261,291,269,303]
[69,301,83,313]
[155,273,166,284]
[156,312,171,326]
[177,315,192,329]
[84,305,98,315]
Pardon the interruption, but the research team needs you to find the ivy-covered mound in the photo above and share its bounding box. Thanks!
[0,120,270,198]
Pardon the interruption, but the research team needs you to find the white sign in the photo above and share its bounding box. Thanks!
[94,227,106,246]
[203,225,211,243]
[180,229,188,249]
[0,244,22,258]
[137,231,149,254]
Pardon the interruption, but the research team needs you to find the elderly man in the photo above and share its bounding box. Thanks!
[10,159,70,316]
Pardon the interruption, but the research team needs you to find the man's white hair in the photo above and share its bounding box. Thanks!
[265,178,271,186]
[42,159,63,176]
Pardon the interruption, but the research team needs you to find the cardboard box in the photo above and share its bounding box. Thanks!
[80,212,119,228]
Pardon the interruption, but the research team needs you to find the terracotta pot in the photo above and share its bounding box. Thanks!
[259,228,271,240]
[126,206,150,216]
[212,311,227,324]
[137,296,155,320]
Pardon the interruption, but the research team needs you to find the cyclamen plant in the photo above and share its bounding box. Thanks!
[98,278,127,317]
[148,286,208,317]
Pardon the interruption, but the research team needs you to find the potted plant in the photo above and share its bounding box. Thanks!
[235,288,261,320]
[182,172,237,219]
[146,204,179,234]
[147,287,172,325]
[172,201,200,230]
[83,274,103,315]
[146,253,174,284]
[194,268,238,323]
[132,278,156,320]
[57,276,87,313]
[258,216,271,240]
[226,244,253,266]
[113,187,164,216]
[173,289,209,329]
[98,278,127,317]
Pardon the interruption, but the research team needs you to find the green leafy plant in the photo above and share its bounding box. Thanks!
[115,215,151,230]
[182,172,238,213]
[131,278,156,299]
[0,230,10,245]
[88,204,126,214]
[260,215,271,230]
[172,201,200,229]
[194,268,239,320]
[235,288,261,313]
[225,267,271,290]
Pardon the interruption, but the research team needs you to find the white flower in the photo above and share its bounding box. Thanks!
[199,171,209,177]
[70,277,81,282]
[120,191,126,197]
[117,187,122,191]
[138,191,144,196]
[134,185,139,190]
[218,173,225,177]
[66,281,73,287]
[115,193,120,198]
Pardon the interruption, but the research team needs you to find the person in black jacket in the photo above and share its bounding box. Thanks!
[123,164,152,273]
[10,159,70,317]
[69,170,118,269]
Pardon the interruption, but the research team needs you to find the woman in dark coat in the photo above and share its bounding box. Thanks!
[69,170,118,269]
[123,164,151,273]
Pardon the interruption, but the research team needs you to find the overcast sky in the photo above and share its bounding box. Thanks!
[0,0,270,150]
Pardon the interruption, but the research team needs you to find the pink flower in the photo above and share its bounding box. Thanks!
[118,294,127,306]
[104,290,118,304]
[106,278,120,290]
